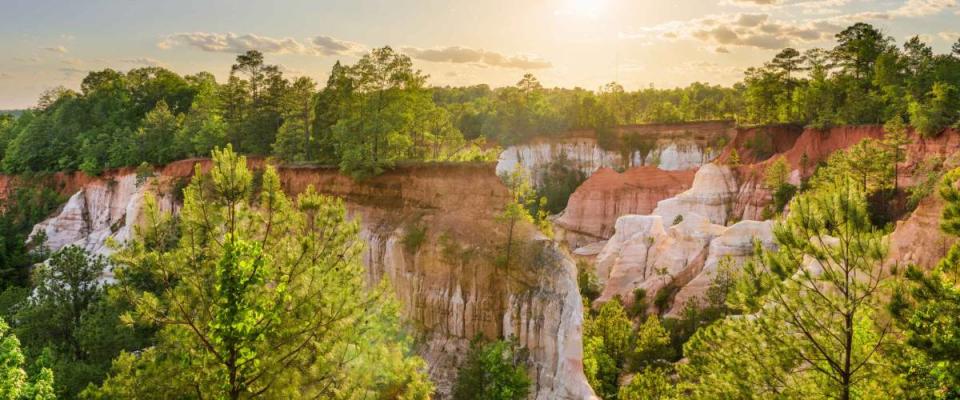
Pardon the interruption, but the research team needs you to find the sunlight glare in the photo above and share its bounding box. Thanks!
[559,0,607,19]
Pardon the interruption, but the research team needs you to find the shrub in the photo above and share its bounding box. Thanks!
[135,162,154,187]
[402,225,427,253]
[452,336,531,400]
[577,260,601,305]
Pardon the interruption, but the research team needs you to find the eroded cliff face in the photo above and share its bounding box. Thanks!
[27,161,595,400]
[573,125,960,315]
[496,121,732,182]
[554,167,695,247]
[594,212,775,316]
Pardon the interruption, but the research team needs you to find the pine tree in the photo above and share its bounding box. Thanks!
[97,146,431,399]
[684,164,896,399]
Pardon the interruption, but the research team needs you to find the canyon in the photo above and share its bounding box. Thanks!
[20,161,595,400]
[556,124,960,318]
[7,122,960,399]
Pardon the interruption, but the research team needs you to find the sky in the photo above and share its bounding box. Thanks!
[0,0,958,109]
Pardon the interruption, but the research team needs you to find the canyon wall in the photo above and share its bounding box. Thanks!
[25,161,595,400]
[496,121,733,182]
[575,125,960,316]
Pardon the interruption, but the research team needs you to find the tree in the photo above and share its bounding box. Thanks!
[451,337,531,400]
[618,368,676,400]
[768,48,804,82]
[892,167,960,398]
[690,169,894,399]
[98,147,431,399]
[882,115,910,193]
[583,299,634,399]
[0,318,56,400]
[727,148,741,168]
[225,51,288,154]
[0,182,62,290]
[910,81,960,137]
[497,167,549,276]
[832,23,892,80]
[177,72,227,157]
[14,246,146,398]
[630,316,674,371]
[272,77,316,162]
[311,61,353,164]
[335,46,429,178]
[764,156,796,215]
[137,100,182,165]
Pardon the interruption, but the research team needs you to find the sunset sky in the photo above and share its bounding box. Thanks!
[1,0,958,109]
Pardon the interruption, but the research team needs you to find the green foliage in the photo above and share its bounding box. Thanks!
[726,148,741,168]
[497,167,551,274]
[0,318,57,400]
[402,224,427,253]
[0,180,63,290]
[534,152,587,215]
[685,161,896,399]
[739,22,960,131]
[577,260,601,306]
[617,367,676,400]
[910,82,960,137]
[12,246,148,398]
[763,156,797,216]
[452,336,531,400]
[890,168,960,398]
[134,162,154,187]
[95,146,431,399]
[629,317,674,371]
[583,299,634,399]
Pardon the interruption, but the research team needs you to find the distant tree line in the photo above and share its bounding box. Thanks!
[742,23,960,135]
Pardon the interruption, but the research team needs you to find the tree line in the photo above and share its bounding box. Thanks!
[743,23,960,135]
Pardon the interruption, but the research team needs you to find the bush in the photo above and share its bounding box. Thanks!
[452,336,531,400]
[134,162,154,187]
[628,288,648,319]
[402,224,427,253]
[577,260,601,305]
[534,152,587,215]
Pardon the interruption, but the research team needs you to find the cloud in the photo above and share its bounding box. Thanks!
[42,46,68,54]
[310,35,366,56]
[121,57,166,67]
[624,13,840,50]
[58,67,87,76]
[679,61,743,77]
[401,46,552,69]
[158,32,310,55]
[0,72,11,79]
[940,31,960,42]
[726,0,852,8]
[713,46,732,53]
[891,0,957,17]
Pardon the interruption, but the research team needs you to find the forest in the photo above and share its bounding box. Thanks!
[0,21,960,399]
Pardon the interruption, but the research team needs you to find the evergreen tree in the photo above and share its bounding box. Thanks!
[685,164,895,399]
[0,318,56,400]
[95,147,431,399]
[452,337,531,400]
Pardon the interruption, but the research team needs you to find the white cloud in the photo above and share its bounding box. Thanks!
[158,32,369,57]
[402,46,552,69]
[891,0,957,17]
[42,45,68,54]
[623,13,839,50]
[120,57,166,67]
[310,35,366,56]
[58,67,87,76]
[940,31,960,42]
[158,32,310,55]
